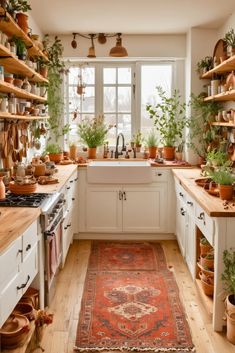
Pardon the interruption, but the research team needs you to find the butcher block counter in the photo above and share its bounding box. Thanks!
[172,168,235,217]
[0,207,40,253]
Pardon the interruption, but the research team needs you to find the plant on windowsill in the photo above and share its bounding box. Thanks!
[44,143,63,164]
[146,86,188,160]
[221,249,235,344]
[132,130,142,152]
[209,166,235,200]
[144,129,158,158]
[77,115,111,159]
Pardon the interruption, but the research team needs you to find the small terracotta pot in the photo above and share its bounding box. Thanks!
[199,272,214,296]
[49,153,63,164]
[226,311,235,345]
[200,253,214,270]
[148,146,157,159]
[200,242,213,255]
[163,146,175,160]
[16,13,29,33]
[226,294,235,315]
[219,184,234,200]
[88,147,97,159]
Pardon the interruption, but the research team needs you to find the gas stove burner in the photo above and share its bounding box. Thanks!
[0,193,50,208]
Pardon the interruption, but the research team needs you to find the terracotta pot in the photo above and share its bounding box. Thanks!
[226,294,235,315]
[13,78,23,88]
[48,153,63,164]
[175,151,183,161]
[197,155,206,167]
[163,146,175,160]
[136,145,142,152]
[148,146,157,159]
[226,312,235,344]
[40,66,48,78]
[200,253,214,270]
[199,272,214,296]
[69,145,78,160]
[200,242,213,255]
[88,147,97,159]
[16,13,29,34]
[219,184,234,200]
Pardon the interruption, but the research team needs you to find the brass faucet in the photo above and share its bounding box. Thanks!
[115,133,126,158]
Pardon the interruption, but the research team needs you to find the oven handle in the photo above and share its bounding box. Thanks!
[44,212,63,238]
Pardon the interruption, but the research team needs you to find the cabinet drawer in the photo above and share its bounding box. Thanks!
[195,204,214,246]
[152,169,170,182]
[22,221,37,260]
[0,237,21,292]
[175,179,186,202]
[22,244,38,295]
[185,193,195,217]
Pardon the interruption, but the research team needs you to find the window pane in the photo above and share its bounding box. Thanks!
[104,86,116,112]
[82,87,95,113]
[118,114,131,143]
[82,67,95,84]
[118,67,131,84]
[68,67,79,84]
[141,64,172,135]
[104,68,116,84]
[118,87,131,112]
[68,89,81,112]
[104,114,117,146]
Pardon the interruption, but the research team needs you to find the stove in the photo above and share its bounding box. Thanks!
[0,193,50,208]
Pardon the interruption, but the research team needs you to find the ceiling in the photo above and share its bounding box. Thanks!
[29,0,235,35]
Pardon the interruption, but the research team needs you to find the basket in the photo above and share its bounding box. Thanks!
[9,181,37,194]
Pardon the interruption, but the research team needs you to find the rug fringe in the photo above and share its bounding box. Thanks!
[73,345,196,352]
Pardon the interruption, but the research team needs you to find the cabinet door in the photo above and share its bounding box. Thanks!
[185,213,196,279]
[62,209,73,266]
[175,197,186,256]
[86,186,122,232]
[122,185,167,233]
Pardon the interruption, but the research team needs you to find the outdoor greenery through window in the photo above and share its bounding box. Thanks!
[64,62,174,147]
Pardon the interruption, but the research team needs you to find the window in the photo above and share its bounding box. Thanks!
[65,61,174,146]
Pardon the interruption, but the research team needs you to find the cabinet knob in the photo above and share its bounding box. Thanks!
[180,207,186,216]
[17,275,30,290]
[179,192,184,197]
[119,190,123,200]
[18,249,23,254]
[197,212,205,221]
[157,173,162,176]
[67,186,71,190]
[72,197,75,201]
[187,201,193,206]
[70,180,73,183]
[123,191,127,200]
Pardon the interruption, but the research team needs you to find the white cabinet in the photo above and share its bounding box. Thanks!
[0,221,38,327]
[175,196,186,256]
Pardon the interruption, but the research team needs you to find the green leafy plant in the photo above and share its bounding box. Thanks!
[145,129,158,147]
[206,149,232,168]
[200,237,210,245]
[77,115,111,148]
[146,86,188,147]
[7,0,31,13]
[132,130,142,146]
[44,143,62,154]
[188,93,221,159]
[11,35,26,59]
[224,29,235,48]
[222,249,235,303]
[196,56,213,74]
[209,167,235,185]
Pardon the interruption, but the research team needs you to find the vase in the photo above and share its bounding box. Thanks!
[88,147,97,159]
[175,151,183,161]
[0,176,6,200]
[69,145,78,160]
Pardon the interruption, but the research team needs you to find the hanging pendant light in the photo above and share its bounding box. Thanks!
[87,34,96,58]
[109,33,128,57]
[71,33,77,49]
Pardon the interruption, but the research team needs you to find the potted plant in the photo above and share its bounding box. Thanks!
[146,86,188,160]
[7,0,31,32]
[222,249,235,344]
[209,167,235,200]
[175,141,184,161]
[224,29,235,57]
[200,251,214,270]
[44,143,63,163]
[132,130,142,152]
[145,129,158,158]
[11,35,27,60]
[206,149,232,168]
[196,56,213,76]
[77,115,110,159]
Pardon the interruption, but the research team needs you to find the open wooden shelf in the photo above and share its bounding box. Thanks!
[210,121,235,127]
[0,112,49,120]
[0,7,48,61]
[195,278,213,318]
[204,89,235,102]
[0,80,46,101]
[201,55,235,79]
[0,44,48,83]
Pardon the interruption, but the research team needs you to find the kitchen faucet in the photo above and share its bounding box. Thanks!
[115,133,126,158]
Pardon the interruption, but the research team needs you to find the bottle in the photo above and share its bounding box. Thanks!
[0,176,6,200]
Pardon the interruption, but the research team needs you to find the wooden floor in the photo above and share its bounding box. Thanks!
[33,240,234,353]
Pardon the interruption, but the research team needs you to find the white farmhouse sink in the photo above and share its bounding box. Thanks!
[87,160,152,184]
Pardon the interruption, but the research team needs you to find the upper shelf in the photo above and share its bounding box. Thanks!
[0,80,46,101]
[204,89,235,102]
[0,44,48,83]
[211,121,235,127]
[0,7,48,61]
[0,112,49,120]
[201,55,235,79]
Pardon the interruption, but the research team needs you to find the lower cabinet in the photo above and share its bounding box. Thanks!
[0,221,38,327]
[175,197,186,256]
[85,184,167,233]
[62,209,74,266]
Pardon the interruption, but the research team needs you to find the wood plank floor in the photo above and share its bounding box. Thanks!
[32,240,234,353]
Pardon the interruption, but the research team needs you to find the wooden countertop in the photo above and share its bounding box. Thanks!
[0,207,40,253]
[172,168,235,217]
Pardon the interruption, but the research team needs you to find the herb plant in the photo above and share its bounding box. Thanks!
[78,115,110,148]
[222,249,235,303]
[145,129,158,147]
[196,56,213,75]
[206,149,232,168]
[224,29,235,48]
[44,143,62,154]
[133,130,142,146]
[209,167,235,185]
[7,0,31,13]
[146,86,188,147]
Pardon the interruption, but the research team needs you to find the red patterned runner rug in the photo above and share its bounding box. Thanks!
[74,241,195,352]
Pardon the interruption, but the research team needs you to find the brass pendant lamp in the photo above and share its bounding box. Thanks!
[87,34,96,58]
[109,33,128,57]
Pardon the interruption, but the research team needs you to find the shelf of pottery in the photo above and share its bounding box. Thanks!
[0,6,49,121]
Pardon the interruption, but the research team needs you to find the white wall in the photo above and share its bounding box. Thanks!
[61,34,186,59]
[28,12,43,38]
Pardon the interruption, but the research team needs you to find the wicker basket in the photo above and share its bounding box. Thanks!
[9,181,37,194]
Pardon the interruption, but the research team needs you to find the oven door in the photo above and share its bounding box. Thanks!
[44,215,62,305]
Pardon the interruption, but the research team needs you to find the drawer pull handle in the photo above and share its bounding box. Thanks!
[17,275,30,290]
[74,178,78,181]
[72,197,75,201]
[66,186,71,190]
[26,244,31,251]
[70,180,73,183]
[197,212,205,221]
[179,192,184,197]
[119,190,123,200]
[187,201,193,206]
[64,226,68,230]
[123,191,127,200]
[157,173,162,176]
[180,207,186,216]
[18,249,23,254]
